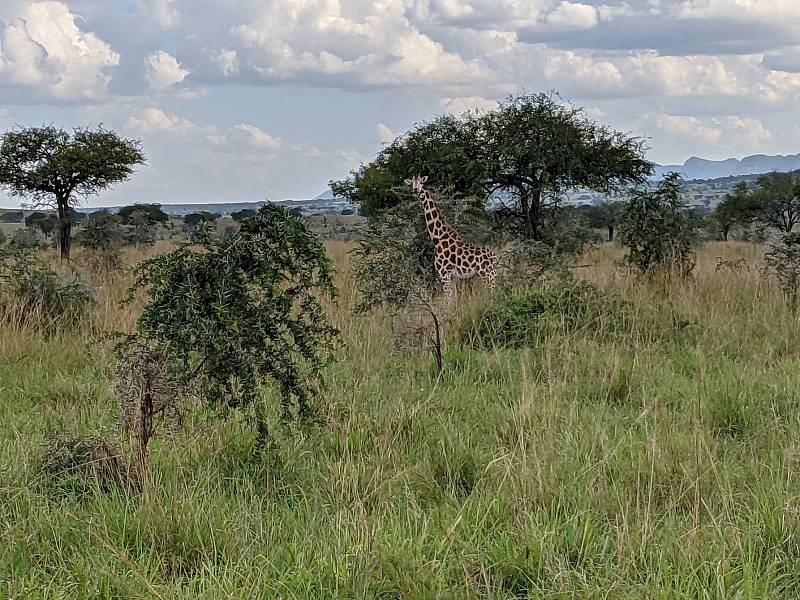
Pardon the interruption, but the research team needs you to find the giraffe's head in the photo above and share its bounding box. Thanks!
[403,174,428,195]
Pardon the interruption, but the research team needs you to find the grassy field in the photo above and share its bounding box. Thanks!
[1,241,799,598]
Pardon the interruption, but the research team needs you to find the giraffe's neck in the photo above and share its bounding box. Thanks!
[420,188,459,244]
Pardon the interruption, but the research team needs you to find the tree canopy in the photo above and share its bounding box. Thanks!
[1,211,24,223]
[118,203,168,225]
[711,172,800,238]
[331,93,652,240]
[619,173,697,277]
[573,201,624,241]
[0,125,145,260]
[119,204,339,448]
[231,208,257,222]
[183,211,216,229]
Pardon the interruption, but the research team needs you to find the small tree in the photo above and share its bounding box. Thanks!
[576,201,624,241]
[710,182,752,241]
[0,126,145,261]
[118,204,339,450]
[765,232,800,312]
[76,210,126,269]
[125,209,157,248]
[619,173,697,278]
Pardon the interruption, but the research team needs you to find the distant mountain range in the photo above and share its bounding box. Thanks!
[653,153,800,181]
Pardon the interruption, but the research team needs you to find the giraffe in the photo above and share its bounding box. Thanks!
[404,174,498,298]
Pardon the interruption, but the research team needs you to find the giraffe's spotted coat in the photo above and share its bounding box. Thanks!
[407,174,498,298]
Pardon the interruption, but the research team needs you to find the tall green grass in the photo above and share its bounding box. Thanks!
[1,241,799,598]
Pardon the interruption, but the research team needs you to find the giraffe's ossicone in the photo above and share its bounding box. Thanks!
[404,174,499,298]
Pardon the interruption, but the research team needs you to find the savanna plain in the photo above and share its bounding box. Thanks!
[1,241,799,599]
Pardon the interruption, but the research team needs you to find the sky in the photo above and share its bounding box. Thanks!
[0,0,799,207]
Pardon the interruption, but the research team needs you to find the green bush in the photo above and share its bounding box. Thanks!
[461,281,636,348]
[119,204,339,450]
[9,226,47,250]
[0,249,95,324]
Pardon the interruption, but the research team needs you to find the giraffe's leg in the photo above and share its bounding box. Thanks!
[485,268,496,292]
[440,270,454,299]
[479,263,497,293]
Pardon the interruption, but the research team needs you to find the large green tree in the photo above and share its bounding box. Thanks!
[331,93,652,240]
[0,126,145,260]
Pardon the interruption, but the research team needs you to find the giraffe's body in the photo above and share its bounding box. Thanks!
[405,175,498,297]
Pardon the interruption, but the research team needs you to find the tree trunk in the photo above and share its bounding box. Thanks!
[56,197,71,261]
[722,225,729,242]
[519,192,534,240]
[519,186,542,241]
[530,188,541,241]
[607,224,614,242]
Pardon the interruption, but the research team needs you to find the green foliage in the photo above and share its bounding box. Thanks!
[117,203,168,225]
[764,232,800,311]
[119,204,339,444]
[712,173,800,236]
[0,248,95,323]
[25,211,58,238]
[231,208,257,222]
[749,171,800,232]
[331,92,651,241]
[75,210,125,269]
[461,281,634,348]
[183,211,216,229]
[0,228,5,247]
[711,182,752,241]
[539,206,600,255]
[573,201,624,241]
[124,209,157,248]
[352,187,490,312]
[1,210,24,223]
[0,125,145,260]
[619,173,697,277]
[9,226,47,250]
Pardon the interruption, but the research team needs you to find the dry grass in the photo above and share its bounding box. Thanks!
[1,240,800,598]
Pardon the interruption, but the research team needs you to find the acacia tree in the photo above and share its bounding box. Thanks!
[749,171,800,233]
[710,182,752,241]
[0,126,145,261]
[575,201,624,241]
[118,203,168,226]
[331,93,651,241]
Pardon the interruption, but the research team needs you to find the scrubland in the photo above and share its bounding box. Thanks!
[1,241,799,599]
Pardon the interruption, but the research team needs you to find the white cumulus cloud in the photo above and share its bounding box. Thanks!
[145,50,189,91]
[0,1,119,101]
